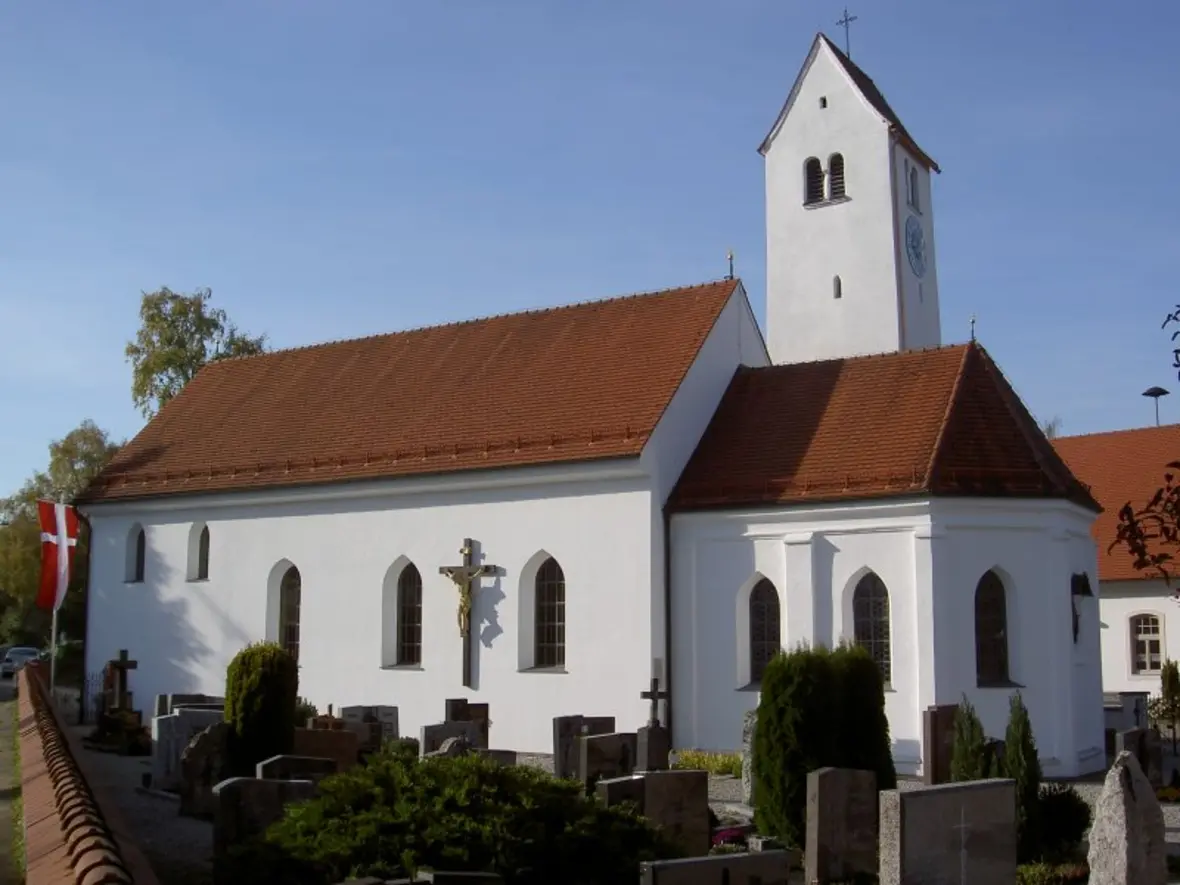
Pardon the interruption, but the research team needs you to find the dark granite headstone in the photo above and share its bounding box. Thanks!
[637,723,671,772]
[643,770,711,857]
[213,777,317,881]
[639,849,798,884]
[553,715,615,780]
[805,767,877,884]
[922,703,959,785]
[577,731,637,791]
[596,773,646,809]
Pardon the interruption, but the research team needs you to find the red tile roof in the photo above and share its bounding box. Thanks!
[78,280,740,504]
[670,341,1098,511]
[1053,425,1180,581]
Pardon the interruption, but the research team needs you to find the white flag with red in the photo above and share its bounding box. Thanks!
[36,500,79,613]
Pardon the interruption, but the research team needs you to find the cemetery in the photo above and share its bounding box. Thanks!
[17,639,1180,885]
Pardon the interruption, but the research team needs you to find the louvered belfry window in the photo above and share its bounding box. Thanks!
[828,153,846,199]
[803,157,824,204]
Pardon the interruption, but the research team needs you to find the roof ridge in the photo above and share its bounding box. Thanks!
[924,341,975,487]
[747,341,971,374]
[1056,424,1180,442]
[208,278,740,365]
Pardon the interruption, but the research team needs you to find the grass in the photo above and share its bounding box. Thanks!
[672,749,742,778]
[11,698,23,884]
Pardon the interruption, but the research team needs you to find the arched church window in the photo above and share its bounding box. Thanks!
[803,157,824,205]
[396,564,423,666]
[833,275,843,299]
[196,525,210,581]
[534,557,566,669]
[853,572,891,686]
[127,526,146,583]
[749,578,781,683]
[1130,614,1163,675]
[974,570,1010,686]
[828,153,846,199]
[279,565,302,663]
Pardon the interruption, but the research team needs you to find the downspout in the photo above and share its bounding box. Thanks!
[888,133,908,351]
[662,504,674,748]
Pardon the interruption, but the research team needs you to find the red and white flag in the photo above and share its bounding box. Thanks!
[36,500,79,613]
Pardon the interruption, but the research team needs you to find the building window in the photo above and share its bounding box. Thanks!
[196,525,210,581]
[975,570,1010,686]
[804,157,824,205]
[396,564,423,666]
[1131,614,1163,675]
[126,526,146,583]
[909,167,920,211]
[749,578,782,684]
[534,557,566,669]
[853,572,891,686]
[279,565,302,663]
[819,96,828,109]
[828,153,846,199]
[833,275,843,299]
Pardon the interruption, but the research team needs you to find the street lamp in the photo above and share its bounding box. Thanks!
[1143,386,1170,427]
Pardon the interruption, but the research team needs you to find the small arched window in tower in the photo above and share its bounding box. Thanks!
[828,153,846,199]
[833,275,843,299]
[909,167,920,211]
[803,157,824,205]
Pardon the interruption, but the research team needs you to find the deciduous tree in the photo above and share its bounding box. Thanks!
[125,287,266,418]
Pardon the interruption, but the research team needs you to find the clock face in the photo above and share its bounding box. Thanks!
[905,215,927,279]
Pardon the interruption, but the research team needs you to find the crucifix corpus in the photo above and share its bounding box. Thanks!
[439,538,499,689]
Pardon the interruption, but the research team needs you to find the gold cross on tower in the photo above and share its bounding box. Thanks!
[440,538,499,688]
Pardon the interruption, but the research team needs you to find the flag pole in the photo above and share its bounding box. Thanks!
[50,607,58,694]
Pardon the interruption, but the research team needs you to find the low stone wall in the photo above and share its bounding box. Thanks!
[18,663,160,885]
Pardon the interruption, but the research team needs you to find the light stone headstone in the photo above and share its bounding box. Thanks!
[740,708,757,805]
[1087,750,1167,885]
[879,778,1016,885]
[152,707,225,792]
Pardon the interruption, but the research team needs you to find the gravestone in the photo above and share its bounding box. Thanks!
[213,777,317,881]
[152,707,225,792]
[474,749,517,767]
[921,703,959,785]
[642,769,711,857]
[553,715,615,780]
[577,731,637,791]
[154,693,224,717]
[637,677,671,771]
[292,727,360,772]
[426,736,473,758]
[740,709,757,805]
[805,767,877,884]
[879,778,1016,885]
[443,699,489,750]
[1145,728,1165,789]
[180,721,231,819]
[1087,750,1166,885]
[639,849,798,884]
[420,720,481,757]
[596,773,646,809]
[256,754,339,783]
[342,705,400,741]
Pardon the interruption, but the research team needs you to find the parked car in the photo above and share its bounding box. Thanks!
[1,647,41,678]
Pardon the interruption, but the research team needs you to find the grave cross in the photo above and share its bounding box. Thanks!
[439,538,499,689]
[110,649,138,710]
[640,676,669,727]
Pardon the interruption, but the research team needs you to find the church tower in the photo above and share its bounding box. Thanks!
[761,34,942,365]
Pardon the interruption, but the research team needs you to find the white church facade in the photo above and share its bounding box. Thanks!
[78,34,1107,778]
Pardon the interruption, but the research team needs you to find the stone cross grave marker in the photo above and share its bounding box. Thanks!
[637,677,671,772]
[439,538,499,689]
[879,778,1016,885]
[640,675,669,726]
[108,649,138,712]
[805,767,877,884]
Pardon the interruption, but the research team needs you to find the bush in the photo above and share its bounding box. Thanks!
[752,644,837,847]
[1037,783,1090,856]
[1016,861,1089,885]
[831,642,897,790]
[950,696,994,781]
[294,696,318,725]
[228,742,678,885]
[1004,693,1043,863]
[224,642,299,777]
[673,750,741,778]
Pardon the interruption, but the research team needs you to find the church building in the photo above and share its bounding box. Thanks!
[77,34,1107,778]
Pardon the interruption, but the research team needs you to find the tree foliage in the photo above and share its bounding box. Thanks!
[950,695,995,782]
[125,287,266,418]
[1003,692,1043,863]
[225,642,300,777]
[0,420,120,651]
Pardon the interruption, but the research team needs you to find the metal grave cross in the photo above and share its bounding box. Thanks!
[439,538,498,689]
[640,676,670,727]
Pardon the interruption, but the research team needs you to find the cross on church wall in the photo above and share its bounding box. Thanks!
[439,538,499,689]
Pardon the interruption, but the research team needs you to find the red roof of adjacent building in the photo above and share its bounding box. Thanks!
[77,280,741,504]
[1053,425,1180,581]
[670,341,1098,512]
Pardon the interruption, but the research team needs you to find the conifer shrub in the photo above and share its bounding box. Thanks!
[226,741,678,885]
[831,642,897,790]
[1037,783,1090,857]
[752,644,837,846]
[224,641,299,776]
[949,695,994,781]
[1004,692,1043,863]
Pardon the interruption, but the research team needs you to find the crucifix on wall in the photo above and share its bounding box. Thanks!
[439,538,499,689]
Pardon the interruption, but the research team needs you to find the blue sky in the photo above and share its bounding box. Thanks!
[2,0,1177,495]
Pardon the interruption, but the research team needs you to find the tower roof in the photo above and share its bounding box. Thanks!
[759,32,939,172]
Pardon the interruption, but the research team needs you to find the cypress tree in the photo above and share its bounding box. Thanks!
[1003,692,1043,863]
[831,642,897,789]
[949,695,990,782]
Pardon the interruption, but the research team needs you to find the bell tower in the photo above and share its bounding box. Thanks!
[761,33,942,365]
